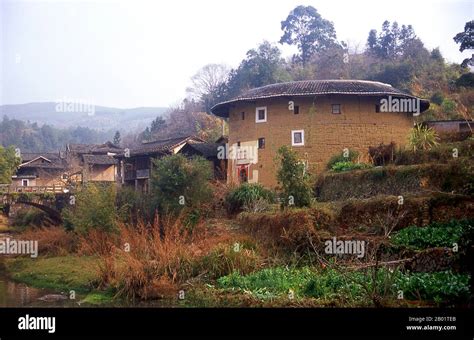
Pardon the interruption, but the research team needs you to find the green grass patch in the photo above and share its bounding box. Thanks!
[217,267,470,303]
[4,255,99,293]
[397,271,470,303]
[218,267,315,299]
[80,290,115,305]
[391,219,473,249]
[331,161,372,172]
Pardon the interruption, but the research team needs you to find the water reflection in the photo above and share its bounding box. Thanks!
[0,275,77,307]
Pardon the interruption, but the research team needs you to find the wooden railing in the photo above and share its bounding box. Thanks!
[136,169,150,179]
[0,184,67,194]
[123,169,150,180]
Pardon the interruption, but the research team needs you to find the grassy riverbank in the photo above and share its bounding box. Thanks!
[3,255,116,305]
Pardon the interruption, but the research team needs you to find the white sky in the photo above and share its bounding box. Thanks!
[0,0,473,108]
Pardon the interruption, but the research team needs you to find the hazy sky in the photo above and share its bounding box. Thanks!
[0,0,472,108]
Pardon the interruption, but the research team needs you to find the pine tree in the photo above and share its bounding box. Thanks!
[113,130,121,146]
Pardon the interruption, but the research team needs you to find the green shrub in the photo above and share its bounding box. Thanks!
[430,92,444,105]
[151,154,212,214]
[455,72,474,88]
[394,138,473,165]
[12,208,48,227]
[18,192,34,202]
[408,124,440,152]
[396,271,470,302]
[116,186,140,221]
[331,161,372,172]
[315,161,473,201]
[276,146,312,207]
[41,192,55,201]
[116,187,154,222]
[326,149,359,169]
[441,99,456,114]
[0,146,21,184]
[391,219,473,249]
[225,183,275,213]
[62,183,117,234]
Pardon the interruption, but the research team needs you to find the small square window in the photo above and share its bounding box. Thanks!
[241,112,245,120]
[256,106,267,123]
[375,104,380,113]
[332,104,341,114]
[292,130,304,146]
[258,137,265,149]
[294,106,300,114]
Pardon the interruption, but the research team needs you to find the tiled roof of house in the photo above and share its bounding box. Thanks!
[185,143,221,158]
[211,79,429,116]
[115,135,204,158]
[68,141,121,154]
[82,154,117,165]
[19,154,67,170]
[20,152,62,162]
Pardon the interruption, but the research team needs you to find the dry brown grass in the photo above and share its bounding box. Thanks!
[77,228,119,255]
[20,226,77,256]
[95,213,263,300]
[207,180,235,218]
[238,207,334,252]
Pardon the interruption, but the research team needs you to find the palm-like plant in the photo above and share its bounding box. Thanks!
[408,124,440,152]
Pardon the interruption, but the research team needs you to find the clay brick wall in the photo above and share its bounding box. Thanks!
[227,95,414,188]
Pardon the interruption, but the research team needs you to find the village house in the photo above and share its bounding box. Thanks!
[11,142,120,189]
[12,152,68,188]
[423,119,473,134]
[179,140,228,180]
[65,142,121,183]
[115,135,226,192]
[211,79,430,188]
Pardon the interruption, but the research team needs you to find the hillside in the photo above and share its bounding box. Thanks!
[0,102,168,131]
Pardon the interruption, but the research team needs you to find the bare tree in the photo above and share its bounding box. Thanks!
[186,64,230,102]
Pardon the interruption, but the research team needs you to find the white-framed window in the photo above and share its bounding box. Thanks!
[22,179,29,187]
[291,130,305,146]
[255,106,267,123]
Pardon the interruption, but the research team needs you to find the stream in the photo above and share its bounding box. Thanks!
[0,229,79,307]
[0,272,80,307]
[0,212,81,308]
[0,217,188,307]
[0,258,183,307]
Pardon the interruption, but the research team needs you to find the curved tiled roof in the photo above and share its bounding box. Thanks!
[186,143,221,158]
[82,154,117,165]
[68,141,121,154]
[115,135,205,158]
[211,80,429,117]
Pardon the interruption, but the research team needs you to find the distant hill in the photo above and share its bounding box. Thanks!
[0,102,168,131]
